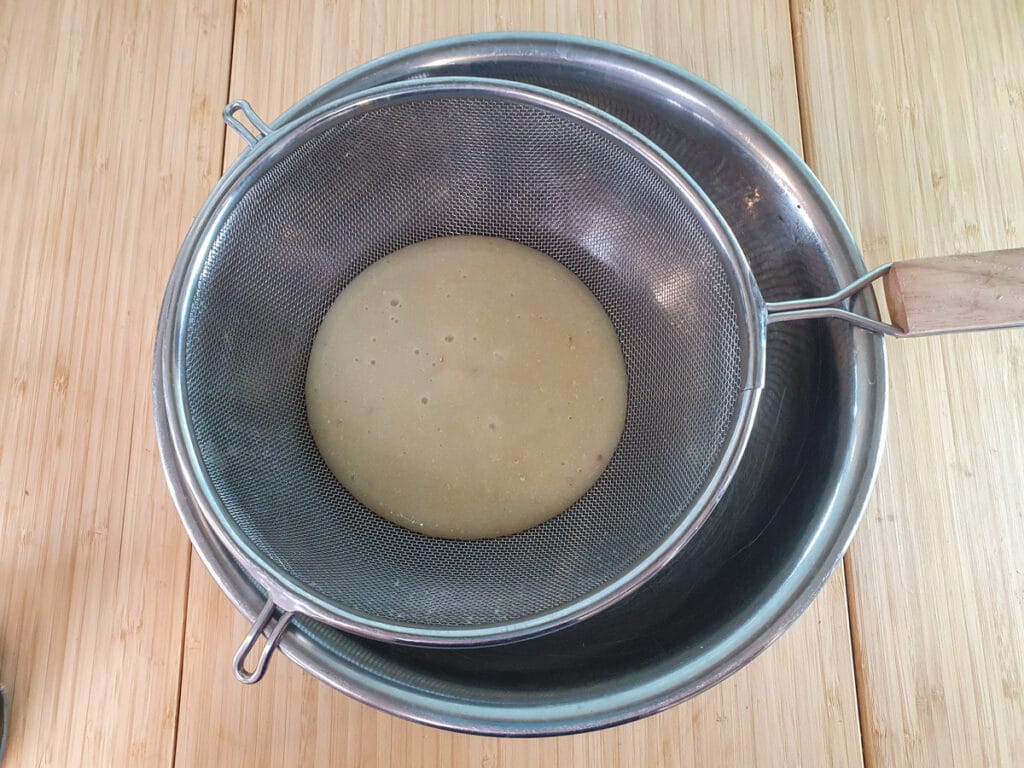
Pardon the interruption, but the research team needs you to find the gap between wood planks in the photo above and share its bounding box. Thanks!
[787,1,869,765]
[170,2,240,765]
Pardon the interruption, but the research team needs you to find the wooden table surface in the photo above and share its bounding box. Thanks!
[2,0,1022,765]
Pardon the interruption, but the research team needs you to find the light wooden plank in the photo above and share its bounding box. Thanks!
[792,0,1024,764]
[0,0,235,764]
[174,2,865,766]
[180,566,860,767]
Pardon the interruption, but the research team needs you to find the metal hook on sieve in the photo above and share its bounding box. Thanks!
[233,598,296,684]
[765,263,906,336]
[223,99,271,147]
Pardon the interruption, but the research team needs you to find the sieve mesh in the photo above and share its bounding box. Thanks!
[182,86,749,632]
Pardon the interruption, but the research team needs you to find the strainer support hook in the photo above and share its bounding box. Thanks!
[233,598,296,684]
[224,99,271,147]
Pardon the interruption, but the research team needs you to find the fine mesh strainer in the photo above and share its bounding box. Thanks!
[156,77,1023,683]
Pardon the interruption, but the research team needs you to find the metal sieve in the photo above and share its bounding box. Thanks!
[155,75,1022,684]
[159,77,765,677]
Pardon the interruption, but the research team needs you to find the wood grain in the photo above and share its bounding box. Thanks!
[792,0,1024,764]
[0,0,234,764]
[174,2,865,766]
[883,249,1024,336]
[18,0,1020,763]
[179,565,861,767]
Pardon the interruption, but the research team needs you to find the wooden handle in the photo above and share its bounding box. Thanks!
[882,248,1024,336]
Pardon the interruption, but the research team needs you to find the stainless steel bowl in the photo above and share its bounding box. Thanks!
[154,33,887,735]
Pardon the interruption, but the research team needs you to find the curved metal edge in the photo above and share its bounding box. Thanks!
[156,74,769,648]
[153,33,890,735]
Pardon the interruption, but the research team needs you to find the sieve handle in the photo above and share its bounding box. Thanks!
[224,100,271,147]
[766,248,1024,337]
[233,598,296,684]
[881,249,1024,335]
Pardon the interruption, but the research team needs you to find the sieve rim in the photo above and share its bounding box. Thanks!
[157,76,768,645]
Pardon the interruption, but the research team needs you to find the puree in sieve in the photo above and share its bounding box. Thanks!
[305,235,627,539]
